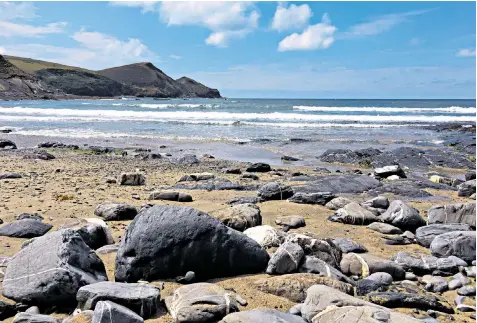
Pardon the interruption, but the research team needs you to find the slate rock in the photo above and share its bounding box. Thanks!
[165,283,238,323]
[275,215,305,229]
[178,173,214,182]
[329,202,379,225]
[3,229,107,309]
[288,192,334,205]
[0,219,52,238]
[224,168,241,174]
[374,165,407,179]
[0,173,22,179]
[299,256,353,284]
[367,272,393,285]
[171,178,254,191]
[416,223,473,247]
[257,182,294,201]
[427,203,476,228]
[430,231,476,262]
[213,203,262,231]
[465,170,476,181]
[243,225,285,248]
[311,305,420,323]
[92,301,143,323]
[227,196,262,205]
[294,175,381,194]
[300,285,384,322]
[77,281,160,319]
[331,237,368,253]
[367,222,402,234]
[73,219,115,250]
[362,196,389,209]
[94,202,137,221]
[0,139,16,149]
[285,233,341,268]
[176,154,200,165]
[356,279,389,296]
[12,313,60,323]
[425,276,448,293]
[118,173,145,186]
[115,206,269,282]
[457,285,476,296]
[148,191,192,202]
[253,273,353,303]
[392,252,462,275]
[15,213,44,221]
[340,253,405,280]
[325,196,352,210]
[458,179,476,197]
[246,163,271,172]
[365,292,454,314]
[266,242,304,274]
[380,200,425,231]
[219,308,307,323]
[0,300,17,321]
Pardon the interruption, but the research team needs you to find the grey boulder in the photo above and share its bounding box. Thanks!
[416,223,473,247]
[220,308,307,323]
[367,222,402,234]
[430,231,476,262]
[165,283,238,323]
[213,203,262,231]
[0,219,52,238]
[77,282,160,319]
[427,203,476,228]
[310,305,420,323]
[266,242,304,274]
[380,200,425,231]
[288,192,334,205]
[12,313,60,323]
[92,301,143,323]
[340,253,405,280]
[361,196,390,209]
[148,191,192,202]
[115,206,269,282]
[3,229,107,309]
[329,202,380,225]
[458,179,476,197]
[331,237,368,253]
[285,233,341,268]
[299,256,353,284]
[373,165,406,179]
[94,202,138,221]
[118,173,145,186]
[275,215,305,229]
[325,196,352,210]
[392,252,462,275]
[257,182,294,201]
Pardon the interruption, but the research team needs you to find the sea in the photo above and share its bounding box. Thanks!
[0,98,475,165]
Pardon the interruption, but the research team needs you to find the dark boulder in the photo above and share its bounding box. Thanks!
[227,196,262,205]
[257,182,294,201]
[2,229,107,309]
[380,200,425,231]
[266,242,304,274]
[430,231,476,262]
[0,173,22,180]
[148,191,192,202]
[294,175,381,194]
[94,202,138,221]
[416,223,473,247]
[331,237,368,253]
[392,252,462,275]
[0,219,52,238]
[340,253,405,280]
[115,206,269,282]
[458,179,476,197]
[288,192,334,205]
[0,139,16,149]
[92,301,143,323]
[427,203,476,228]
[0,301,17,321]
[246,163,271,172]
[15,212,44,221]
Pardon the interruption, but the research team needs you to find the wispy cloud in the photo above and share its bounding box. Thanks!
[271,3,312,32]
[2,30,158,70]
[341,9,435,38]
[278,13,337,52]
[110,1,158,13]
[457,48,476,57]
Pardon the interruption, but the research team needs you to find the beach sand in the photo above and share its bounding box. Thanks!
[0,150,473,322]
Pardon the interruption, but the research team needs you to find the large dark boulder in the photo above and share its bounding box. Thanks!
[392,252,463,275]
[77,282,160,319]
[340,253,405,280]
[294,175,380,194]
[0,219,52,238]
[2,229,107,309]
[288,192,334,205]
[94,202,138,221]
[246,163,271,172]
[458,179,476,197]
[427,203,476,228]
[0,139,17,149]
[257,182,294,201]
[115,206,269,282]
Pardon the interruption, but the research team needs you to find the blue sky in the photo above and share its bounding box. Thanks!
[0,1,475,99]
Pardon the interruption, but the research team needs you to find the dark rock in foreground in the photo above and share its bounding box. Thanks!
[115,206,269,282]
[258,182,294,200]
[0,139,16,150]
[94,202,138,221]
[430,231,476,262]
[246,163,271,172]
[0,219,52,238]
[380,200,425,231]
[3,229,107,309]
[77,282,160,319]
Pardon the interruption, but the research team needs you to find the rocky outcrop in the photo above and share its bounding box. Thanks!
[176,76,221,98]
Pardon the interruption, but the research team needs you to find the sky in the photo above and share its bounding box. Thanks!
[0,1,475,99]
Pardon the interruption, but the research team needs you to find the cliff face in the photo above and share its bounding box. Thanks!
[0,55,58,99]
[1,56,222,99]
[176,76,221,98]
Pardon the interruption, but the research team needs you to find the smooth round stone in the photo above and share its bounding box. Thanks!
[405,272,417,281]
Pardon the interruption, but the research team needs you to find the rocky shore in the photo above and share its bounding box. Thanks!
[0,138,475,323]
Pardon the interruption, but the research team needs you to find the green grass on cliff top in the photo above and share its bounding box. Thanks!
[4,55,94,74]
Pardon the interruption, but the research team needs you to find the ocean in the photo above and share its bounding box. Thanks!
[0,98,475,165]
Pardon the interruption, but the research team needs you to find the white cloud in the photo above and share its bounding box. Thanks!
[110,1,158,13]
[278,13,336,52]
[342,9,434,38]
[457,48,476,57]
[0,2,38,21]
[271,3,312,32]
[169,54,182,60]
[0,21,67,38]
[2,30,158,70]
[159,2,260,47]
